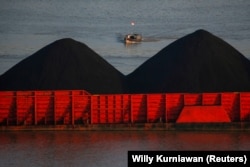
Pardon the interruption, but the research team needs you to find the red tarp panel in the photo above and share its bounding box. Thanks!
[35,91,54,125]
[184,93,202,106]
[54,91,72,125]
[202,93,221,105]
[121,95,131,123]
[166,94,184,122]
[91,95,100,124]
[107,95,124,123]
[0,91,16,125]
[131,94,146,123]
[177,106,231,123]
[240,93,250,121]
[147,94,165,123]
[73,95,90,124]
[221,93,240,122]
[16,91,34,125]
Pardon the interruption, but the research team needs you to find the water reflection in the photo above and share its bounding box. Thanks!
[0,131,250,167]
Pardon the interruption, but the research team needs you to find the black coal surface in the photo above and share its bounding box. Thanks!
[0,38,127,94]
[126,29,250,93]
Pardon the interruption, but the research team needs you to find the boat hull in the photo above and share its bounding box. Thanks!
[124,34,142,44]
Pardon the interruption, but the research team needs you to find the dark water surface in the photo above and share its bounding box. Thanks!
[0,131,250,167]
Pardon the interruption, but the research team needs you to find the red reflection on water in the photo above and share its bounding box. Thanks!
[1,131,250,151]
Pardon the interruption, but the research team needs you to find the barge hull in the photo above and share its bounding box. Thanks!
[1,90,250,130]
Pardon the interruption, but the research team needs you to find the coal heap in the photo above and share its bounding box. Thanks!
[127,29,250,93]
[0,38,126,94]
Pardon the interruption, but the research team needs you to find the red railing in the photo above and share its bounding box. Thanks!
[0,91,250,126]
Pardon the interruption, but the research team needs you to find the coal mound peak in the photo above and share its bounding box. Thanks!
[0,38,126,94]
[126,29,250,93]
[1,30,250,94]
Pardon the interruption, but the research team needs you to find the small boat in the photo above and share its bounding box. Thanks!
[124,34,142,44]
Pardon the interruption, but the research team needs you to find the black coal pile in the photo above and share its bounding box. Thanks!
[127,29,250,93]
[0,38,126,94]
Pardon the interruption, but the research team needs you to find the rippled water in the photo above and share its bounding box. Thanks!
[0,0,250,75]
[0,131,250,167]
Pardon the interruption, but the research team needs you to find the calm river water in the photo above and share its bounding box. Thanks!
[0,131,250,167]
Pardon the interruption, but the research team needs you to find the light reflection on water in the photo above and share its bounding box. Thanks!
[0,131,250,167]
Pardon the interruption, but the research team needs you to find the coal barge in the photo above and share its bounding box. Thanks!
[1,90,250,131]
